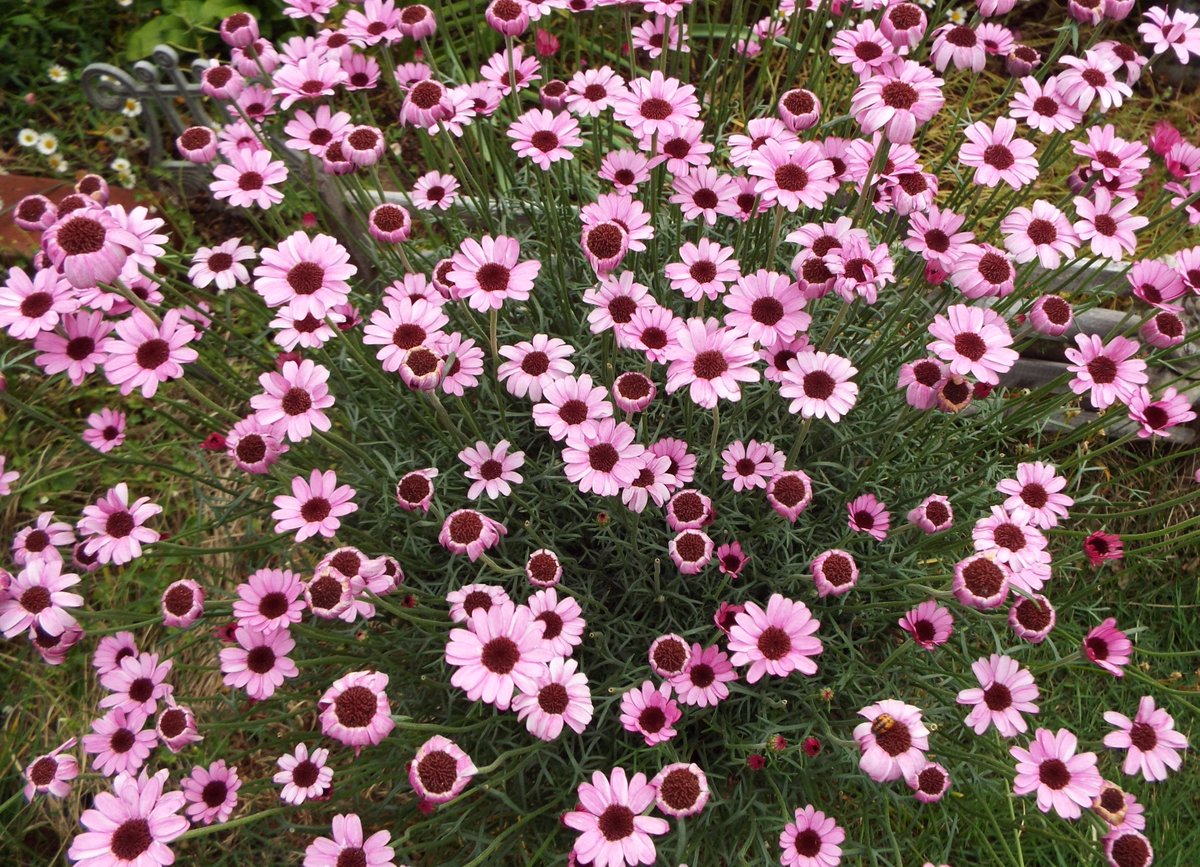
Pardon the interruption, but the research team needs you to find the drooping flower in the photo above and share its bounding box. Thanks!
[1084,618,1132,677]
[23,738,79,800]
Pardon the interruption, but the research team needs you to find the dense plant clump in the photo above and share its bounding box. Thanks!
[3,1,1200,865]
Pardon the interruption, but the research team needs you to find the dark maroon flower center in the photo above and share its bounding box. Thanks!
[756,625,792,660]
[913,619,936,643]
[983,682,1013,711]
[802,370,836,400]
[639,97,672,120]
[659,768,701,811]
[598,804,635,841]
[1093,214,1118,236]
[110,818,152,860]
[1015,597,1052,631]
[1032,96,1059,117]
[675,532,707,562]
[946,25,977,47]
[20,586,51,614]
[236,434,267,464]
[794,828,822,856]
[334,685,377,727]
[164,584,195,616]
[953,331,987,362]
[292,759,320,788]
[373,205,407,233]
[1038,758,1070,789]
[20,292,54,319]
[978,252,1012,285]
[692,349,728,380]
[783,90,814,115]
[481,637,520,674]
[855,41,883,62]
[751,296,785,326]
[110,727,136,753]
[881,81,918,109]
[1082,68,1108,87]
[449,512,483,544]
[771,474,808,507]
[158,709,186,738]
[617,373,651,400]
[1087,356,1118,384]
[586,223,624,260]
[993,523,1026,551]
[529,130,559,153]
[871,715,913,756]
[105,509,136,538]
[588,443,620,473]
[201,779,229,808]
[537,682,570,714]
[774,164,809,192]
[924,500,951,527]
[689,662,715,688]
[652,638,688,673]
[822,554,854,586]
[286,262,325,295]
[558,399,588,425]
[963,559,1005,597]
[853,510,876,530]
[528,552,558,583]
[23,529,51,553]
[1026,218,1058,245]
[281,387,313,416]
[638,705,667,733]
[29,756,59,786]
[536,610,563,640]
[135,338,170,370]
[237,171,264,191]
[917,767,945,793]
[300,497,331,523]
[1110,833,1151,867]
[417,750,457,793]
[476,263,510,294]
[1129,721,1158,751]
[56,216,107,255]
[983,144,1015,170]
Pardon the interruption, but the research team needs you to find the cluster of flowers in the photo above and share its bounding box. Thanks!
[3,0,1200,866]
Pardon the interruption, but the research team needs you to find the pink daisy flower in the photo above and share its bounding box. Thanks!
[564,767,669,867]
[439,509,506,561]
[855,700,929,783]
[779,804,845,867]
[318,670,394,750]
[394,467,438,514]
[907,493,954,533]
[669,529,714,575]
[997,462,1074,529]
[724,269,809,347]
[83,707,156,777]
[439,332,485,396]
[447,583,511,625]
[527,587,585,658]
[181,760,240,826]
[1009,75,1083,135]
[614,70,699,138]
[271,469,358,542]
[445,602,553,710]
[780,351,859,422]
[67,769,188,866]
[927,304,1018,385]
[251,359,334,443]
[363,295,448,373]
[566,66,628,116]
[211,147,288,208]
[832,19,899,78]
[225,416,288,474]
[811,549,859,598]
[973,506,1048,569]
[669,166,741,225]
[189,237,257,293]
[957,654,1040,738]
[1011,727,1103,819]
[497,334,575,401]
[219,626,298,700]
[765,470,814,523]
[1074,190,1147,260]
[303,813,394,867]
[621,453,676,514]
[664,239,739,302]
[665,317,760,408]
[1001,200,1080,267]
[908,761,952,804]
[459,439,525,500]
[582,194,654,252]
[1085,618,1133,677]
[931,24,987,71]
[1127,386,1197,438]
[584,271,653,337]
[620,680,681,746]
[77,483,161,566]
[408,735,476,805]
[1065,334,1147,410]
[156,702,202,753]
[512,656,593,741]
[1139,6,1200,63]
[11,511,73,565]
[651,763,709,819]
[33,311,112,386]
[721,439,783,492]
[102,308,198,399]
[509,108,582,170]
[480,45,540,96]
[1059,50,1131,112]
[42,208,142,290]
[23,738,79,800]
[100,651,173,715]
[747,141,837,212]
[254,231,355,319]
[727,594,822,683]
[648,438,695,489]
[562,418,644,496]
[283,104,352,157]
[411,170,459,210]
[899,600,954,650]
[274,743,332,805]
[953,554,1011,610]
[716,540,750,579]
[233,567,305,631]
[1103,695,1188,782]
[847,493,890,542]
[449,234,541,313]
[0,266,75,340]
[665,489,714,531]
[532,373,612,441]
[959,117,1039,189]
[670,642,736,707]
[0,559,82,638]
[612,371,656,413]
[849,59,945,144]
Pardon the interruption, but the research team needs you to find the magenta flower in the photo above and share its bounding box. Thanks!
[1009,594,1057,644]
[439,509,506,561]
[0,265,75,340]
[226,417,288,474]
[665,239,740,302]
[77,483,162,566]
[1065,334,1147,410]
[855,700,930,783]
[957,654,1040,738]
[721,439,783,492]
[651,763,709,819]
[527,587,585,658]
[33,310,113,386]
[1139,6,1200,63]
[318,669,395,750]
[847,493,890,541]
[1127,386,1196,438]
[100,651,173,715]
[959,117,1038,189]
[849,59,945,144]
[24,738,79,800]
[411,170,460,210]
[303,813,394,867]
[102,309,199,399]
[219,626,298,700]
[765,470,814,523]
[497,334,575,401]
[670,642,736,708]
[926,303,1018,385]
[512,656,594,741]
[0,559,82,638]
[1001,200,1080,267]
[567,66,629,117]
[715,540,750,579]
[1074,190,1147,260]
[953,554,1011,610]
[1103,829,1153,867]
[408,735,476,805]
[1103,695,1189,782]
[724,269,809,347]
[1084,617,1133,677]
[620,680,681,746]
[908,761,952,805]
[211,147,288,208]
[669,166,741,225]
[156,701,202,753]
[562,418,644,496]
[274,743,333,805]
[780,351,859,422]
[899,600,954,650]
[996,461,1074,529]
[233,568,305,632]
[271,469,358,542]
[811,550,859,598]
[1011,727,1103,819]
[448,234,541,313]
[457,439,525,500]
[42,209,142,290]
[532,373,612,442]
[82,408,126,454]
[67,769,188,866]
[727,593,823,683]
[778,804,844,867]
[563,767,669,867]
[669,529,714,574]
[599,149,652,191]
[509,108,582,169]
[83,707,156,777]
[907,494,953,533]
[1009,75,1083,134]
[614,70,700,138]
[1059,50,1131,112]
[665,317,760,408]
[181,760,240,826]
[445,602,553,710]
[251,359,335,443]
[254,231,355,318]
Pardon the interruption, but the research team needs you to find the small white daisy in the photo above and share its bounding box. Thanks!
[48,64,69,83]
[36,133,59,155]
[106,125,131,143]
[110,157,132,173]
[17,128,39,148]
[47,154,69,173]
[120,97,143,118]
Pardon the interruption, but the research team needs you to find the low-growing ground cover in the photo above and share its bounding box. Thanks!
[1,1,1199,866]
